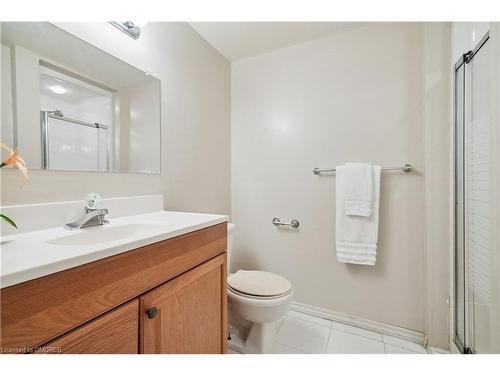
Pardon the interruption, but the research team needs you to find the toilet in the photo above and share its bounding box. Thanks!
[226,223,294,354]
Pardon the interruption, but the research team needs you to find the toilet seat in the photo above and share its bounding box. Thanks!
[228,285,293,300]
[228,270,292,298]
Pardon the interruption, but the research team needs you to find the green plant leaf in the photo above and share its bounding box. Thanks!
[1,213,17,228]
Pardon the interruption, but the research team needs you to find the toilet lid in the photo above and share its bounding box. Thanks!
[228,270,292,297]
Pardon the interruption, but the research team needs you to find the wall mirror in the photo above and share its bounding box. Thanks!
[1,22,161,174]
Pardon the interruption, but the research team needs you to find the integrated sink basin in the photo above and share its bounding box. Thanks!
[1,210,228,288]
[46,223,169,246]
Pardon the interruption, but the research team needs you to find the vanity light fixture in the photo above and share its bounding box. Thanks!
[109,21,144,40]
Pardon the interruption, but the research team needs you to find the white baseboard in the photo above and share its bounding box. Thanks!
[289,301,426,346]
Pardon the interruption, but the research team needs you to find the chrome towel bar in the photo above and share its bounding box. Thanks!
[313,163,414,175]
[272,218,300,228]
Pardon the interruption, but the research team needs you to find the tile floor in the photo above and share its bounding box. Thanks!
[271,310,450,354]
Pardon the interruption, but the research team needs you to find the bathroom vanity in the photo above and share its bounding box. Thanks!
[0,205,228,354]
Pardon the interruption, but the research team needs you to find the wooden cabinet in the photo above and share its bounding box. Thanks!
[0,223,227,354]
[40,300,139,354]
[140,254,226,354]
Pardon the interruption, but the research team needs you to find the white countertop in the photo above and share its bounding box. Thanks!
[0,210,228,288]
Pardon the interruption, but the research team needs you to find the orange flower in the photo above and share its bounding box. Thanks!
[1,143,28,179]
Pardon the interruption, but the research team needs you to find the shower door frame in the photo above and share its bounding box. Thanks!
[453,31,490,354]
[40,110,110,172]
[453,52,467,354]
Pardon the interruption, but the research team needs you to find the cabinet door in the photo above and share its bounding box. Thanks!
[140,254,227,354]
[40,300,139,354]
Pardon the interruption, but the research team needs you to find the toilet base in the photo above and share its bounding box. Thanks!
[244,322,276,353]
[228,322,276,354]
[226,286,293,354]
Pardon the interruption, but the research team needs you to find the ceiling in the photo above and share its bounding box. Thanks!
[189,22,366,61]
[40,74,109,104]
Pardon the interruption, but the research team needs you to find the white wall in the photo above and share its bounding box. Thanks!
[1,44,14,147]
[231,23,450,345]
[422,23,452,349]
[10,45,41,169]
[1,22,231,215]
[124,79,161,174]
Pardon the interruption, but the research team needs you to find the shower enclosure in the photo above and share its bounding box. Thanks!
[454,31,499,354]
[40,110,110,172]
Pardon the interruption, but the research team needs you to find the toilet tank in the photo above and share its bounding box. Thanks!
[227,223,235,273]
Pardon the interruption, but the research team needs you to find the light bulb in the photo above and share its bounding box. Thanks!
[49,85,67,94]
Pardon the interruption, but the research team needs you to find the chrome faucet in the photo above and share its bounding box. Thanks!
[64,193,109,230]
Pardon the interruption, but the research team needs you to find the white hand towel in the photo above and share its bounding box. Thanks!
[335,164,381,266]
[342,162,373,217]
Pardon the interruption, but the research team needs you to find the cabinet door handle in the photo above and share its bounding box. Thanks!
[146,307,158,319]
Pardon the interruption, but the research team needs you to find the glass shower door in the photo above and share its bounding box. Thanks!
[454,31,497,354]
[466,35,493,354]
